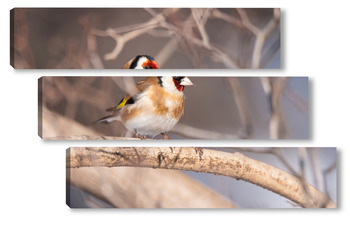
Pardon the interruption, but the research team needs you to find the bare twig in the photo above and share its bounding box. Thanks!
[269,78,288,139]
[191,8,211,47]
[308,148,325,193]
[172,123,239,139]
[80,16,104,69]
[210,9,244,28]
[298,148,313,208]
[227,78,253,138]
[260,76,297,139]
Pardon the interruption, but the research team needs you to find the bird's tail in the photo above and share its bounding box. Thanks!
[92,115,121,125]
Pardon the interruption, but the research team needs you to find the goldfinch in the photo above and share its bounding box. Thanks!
[123,55,159,69]
[96,76,194,139]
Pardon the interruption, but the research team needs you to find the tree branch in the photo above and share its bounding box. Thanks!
[67,166,235,208]
[67,147,336,208]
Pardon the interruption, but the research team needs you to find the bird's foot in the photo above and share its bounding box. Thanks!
[161,133,170,140]
[134,130,147,140]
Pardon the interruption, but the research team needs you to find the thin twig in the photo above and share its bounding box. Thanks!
[269,78,288,139]
[172,123,239,139]
[227,78,253,138]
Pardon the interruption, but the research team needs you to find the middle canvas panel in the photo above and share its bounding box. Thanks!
[38,76,308,140]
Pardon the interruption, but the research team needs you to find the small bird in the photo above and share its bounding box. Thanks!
[122,55,159,69]
[96,76,194,139]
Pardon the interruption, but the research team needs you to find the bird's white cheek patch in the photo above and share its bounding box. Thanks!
[135,56,149,69]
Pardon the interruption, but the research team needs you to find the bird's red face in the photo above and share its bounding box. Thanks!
[172,77,194,92]
[142,59,159,69]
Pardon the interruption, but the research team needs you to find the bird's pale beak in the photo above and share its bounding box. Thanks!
[180,77,194,86]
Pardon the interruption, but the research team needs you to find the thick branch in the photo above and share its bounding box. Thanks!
[68,166,235,208]
[67,147,336,208]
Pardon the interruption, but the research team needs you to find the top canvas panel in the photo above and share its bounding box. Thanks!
[10,8,281,69]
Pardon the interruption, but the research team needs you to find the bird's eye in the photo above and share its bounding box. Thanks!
[143,65,150,69]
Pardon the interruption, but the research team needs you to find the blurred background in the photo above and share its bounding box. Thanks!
[11,8,280,69]
[67,147,337,208]
[39,76,308,140]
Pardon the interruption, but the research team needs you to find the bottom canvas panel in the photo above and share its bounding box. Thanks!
[66,147,337,208]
